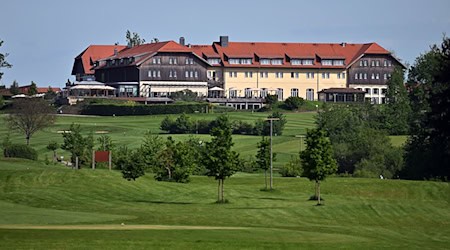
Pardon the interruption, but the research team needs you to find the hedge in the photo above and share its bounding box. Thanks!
[4,144,38,160]
[81,103,209,116]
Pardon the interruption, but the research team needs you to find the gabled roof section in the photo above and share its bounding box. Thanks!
[73,45,126,75]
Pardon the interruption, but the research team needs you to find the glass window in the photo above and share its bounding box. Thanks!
[333,60,344,66]
[382,88,387,94]
[364,73,367,80]
[157,71,161,77]
[148,71,152,77]
[373,88,379,94]
[260,59,270,65]
[190,71,194,78]
[185,71,189,78]
[303,59,314,65]
[322,59,332,65]
[229,89,237,98]
[291,59,301,65]
[271,59,283,65]
[306,89,314,101]
[355,73,358,80]
[291,88,299,97]
[376,73,380,79]
[194,71,198,78]
[261,88,268,98]
[277,88,284,100]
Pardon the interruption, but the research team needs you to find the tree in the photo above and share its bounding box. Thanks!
[284,96,305,110]
[0,95,4,109]
[61,124,93,167]
[404,37,450,180]
[126,30,146,47]
[46,141,58,162]
[137,131,164,171]
[169,89,198,102]
[265,94,278,109]
[28,81,38,96]
[97,135,114,151]
[203,115,240,203]
[0,39,12,81]
[5,98,55,145]
[383,67,411,135]
[9,80,19,95]
[256,111,287,136]
[44,86,56,100]
[300,128,337,205]
[117,146,145,181]
[256,137,276,190]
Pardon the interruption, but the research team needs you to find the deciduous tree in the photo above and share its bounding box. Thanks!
[300,128,337,205]
[203,115,240,203]
[256,137,276,189]
[5,98,55,145]
[0,39,12,81]
[126,30,146,47]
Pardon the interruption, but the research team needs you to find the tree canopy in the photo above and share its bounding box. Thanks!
[0,39,12,81]
[126,30,146,47]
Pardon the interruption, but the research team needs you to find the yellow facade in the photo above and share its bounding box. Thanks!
[220,68,346,100]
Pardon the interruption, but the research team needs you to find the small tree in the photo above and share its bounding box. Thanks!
[256,137,276,190]
[203,115,240,203]
[265,94,278,109]
[9,80,20,95]
[5,98,55,145]
[300,128,337,205]
[61,123,92,167]
[137,131,164,171]
[117,146,145,181]
[46,141,58,162]
[28,81,38,96]
[97,135,114,151]
[126,30,146,47]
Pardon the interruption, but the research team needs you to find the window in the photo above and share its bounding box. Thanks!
[169,70,173,78]
[291,88,299,97]
[388,73,391,78]
[376,73,380,79]
[291,72,299,78]
[359,73,363,79]
[322,72,330,79]
[169,58,173,64]
[271,59,283,65]
[306,89,314,101]
[376,60,380,67]
[373,88,379,94]
[242,58,252,64]
[371,61,375,67]
[307,72,314,79]
[185,71,189,78]
[355,73,358,80]
[230,58,252,64]
[384,60,388,67]
[152,58,156,64]
[363,60,368,67]
[303,59,314,65]
[190,71,194,78]
[384,73,387,80]
[260,71,268,78]
[245,72,253,78]
[261,88,268,98]
[157,71,161,77]
[275,72,283,78]
[207,58,220,65]
[381,88,387,94]
[153,71,157,78]
[388,60,392,67]
[342,72,346,79]
[322,59,332,65]
[229,89,237,98]
[148,70,152,77]
[359,61,363,67]
[333,60,344,66]
[245,88,252,98]
[194,71,198,78]
[291,59,301,65]
[277,88,284,100]
[371,73,375,80]
[365,88,371,94]
[260,59,270,65]
[364,73,367,80]
[173,71,177,78]
[185,58,194,64]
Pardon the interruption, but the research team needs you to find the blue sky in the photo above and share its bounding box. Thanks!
[1,0,449,87]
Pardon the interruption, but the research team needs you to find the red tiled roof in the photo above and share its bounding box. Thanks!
[75,45,126,74]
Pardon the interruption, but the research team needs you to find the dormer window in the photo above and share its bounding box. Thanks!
[291,59,301,65]
[322,59,332,65]
[207,58,221,65]
[303,59,314,65]
[229,58,252,65]
[260,59,270,65]
[271,59,283,65]
[333,60,344,66]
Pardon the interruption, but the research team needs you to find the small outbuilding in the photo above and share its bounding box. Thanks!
[318,88,366,103]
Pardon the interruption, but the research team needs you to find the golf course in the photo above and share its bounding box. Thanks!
[0,112,448,249]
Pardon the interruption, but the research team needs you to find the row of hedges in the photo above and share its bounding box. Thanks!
[81,103,209,116]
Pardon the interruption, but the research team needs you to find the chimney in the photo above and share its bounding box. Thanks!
[114,48,118,56]
[179,37,185,46]
[220,36,229,47]
[340,42,347,47]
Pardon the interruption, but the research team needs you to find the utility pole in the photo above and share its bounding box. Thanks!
[266,118,280,190]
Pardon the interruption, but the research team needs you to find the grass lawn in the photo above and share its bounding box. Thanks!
[0,159,449,249]
[0,111,406,169]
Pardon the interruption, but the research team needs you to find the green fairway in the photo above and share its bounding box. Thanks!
[0,158,449,249]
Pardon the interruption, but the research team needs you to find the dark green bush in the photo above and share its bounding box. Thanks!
[279,157,302,177]
[82,103,208,116]
[4,144,38,160]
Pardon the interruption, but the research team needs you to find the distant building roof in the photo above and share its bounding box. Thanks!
[72,45,126,75]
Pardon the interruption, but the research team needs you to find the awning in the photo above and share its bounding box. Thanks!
[209,86,224,91]
[70,85,116,90]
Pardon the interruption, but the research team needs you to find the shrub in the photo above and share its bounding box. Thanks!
[4,144,38,160]
[232,120,256,135]
[283,96,305,110]
[279,157,302,177]
[82,103,208,116]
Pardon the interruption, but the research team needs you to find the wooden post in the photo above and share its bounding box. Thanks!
[92,150,95,170]
[75,157,79,170]
[108,151,112,171]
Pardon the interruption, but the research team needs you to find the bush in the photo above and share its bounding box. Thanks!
[233,120,256,135]
[82,103,208,116]
[283,96,305,110]
[4,144,38,160]
[211,105,235,113]
[279,157,302,177]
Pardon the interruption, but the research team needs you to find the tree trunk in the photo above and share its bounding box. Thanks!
[317,180,321,205]
[315,180,318,199]
[165,166,172,180]
[264,170,267,190]
[26,136,30,146]
[217,179,221,202]
[221,178,224,203]
[53,151,57,162]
